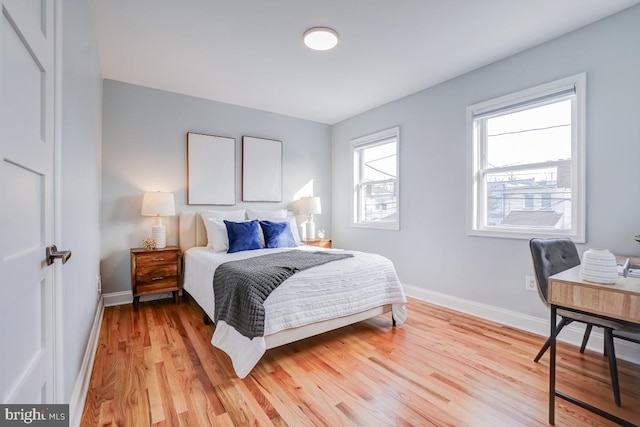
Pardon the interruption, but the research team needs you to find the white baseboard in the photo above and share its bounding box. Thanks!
[402,284,640,365]
[103,290,175,307]
[69,296,104,427]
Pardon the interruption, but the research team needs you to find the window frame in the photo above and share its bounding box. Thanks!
[351,126,400,230]
[466,73,586,242]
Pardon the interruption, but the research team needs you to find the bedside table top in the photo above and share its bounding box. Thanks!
[131,246,179,254]
[302,239,332,248]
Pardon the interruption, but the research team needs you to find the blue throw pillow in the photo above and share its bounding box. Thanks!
[224,220,263,253]
[259,220,297,249]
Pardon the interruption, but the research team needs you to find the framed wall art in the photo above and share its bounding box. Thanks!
[242,136,282,202]
[187,132,236,205]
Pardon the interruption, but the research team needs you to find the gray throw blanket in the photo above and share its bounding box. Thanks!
[213,250,354,339]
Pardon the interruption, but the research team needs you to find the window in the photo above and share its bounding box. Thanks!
[352,126,399,230]
[467,74,585,241]
[524,194,534,209]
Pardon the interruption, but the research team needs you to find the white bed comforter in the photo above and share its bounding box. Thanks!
[183,246,407,377]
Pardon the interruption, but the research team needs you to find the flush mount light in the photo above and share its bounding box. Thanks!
[303,27,339,51]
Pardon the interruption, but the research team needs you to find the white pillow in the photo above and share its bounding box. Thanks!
[200,209,246,221]
[284,216,301,244]
[199,210,246,250]
[246,209,287,220]
[201,218,228,252]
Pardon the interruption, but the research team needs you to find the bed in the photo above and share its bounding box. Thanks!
[179,210,407,378]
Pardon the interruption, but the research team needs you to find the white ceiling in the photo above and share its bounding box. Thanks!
[90,0,640,124]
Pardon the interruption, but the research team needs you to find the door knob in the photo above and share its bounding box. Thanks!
[46,245,72,265]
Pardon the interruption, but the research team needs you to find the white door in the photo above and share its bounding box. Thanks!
[0,0,58,403]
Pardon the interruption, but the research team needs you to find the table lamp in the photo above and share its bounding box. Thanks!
[299,196,321,240]
[141,191,175,249]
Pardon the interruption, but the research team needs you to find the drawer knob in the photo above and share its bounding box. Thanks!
[152,276,164,281]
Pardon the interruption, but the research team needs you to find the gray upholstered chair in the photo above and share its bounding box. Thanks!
[529,238,640,406]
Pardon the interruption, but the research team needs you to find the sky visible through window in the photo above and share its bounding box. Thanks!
[487,100,571,176]
[362,141,396,181]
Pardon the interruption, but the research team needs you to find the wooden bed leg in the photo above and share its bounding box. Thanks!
[203,312,213,325]
[392,315,396,327]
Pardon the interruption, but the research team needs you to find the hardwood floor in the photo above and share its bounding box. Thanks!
[80,296,640,426]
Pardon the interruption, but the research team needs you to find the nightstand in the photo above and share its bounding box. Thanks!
[303,239,332,248]
[130,246,182,311]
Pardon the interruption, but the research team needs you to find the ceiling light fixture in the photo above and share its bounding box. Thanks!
[303,27,339,51]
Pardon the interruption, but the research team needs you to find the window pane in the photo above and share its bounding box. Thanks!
[486,100,571,168]
[524,194,534,209]
[360,181,397,223]
[360,141,397,181]
[484,166,572,229]
[357,141,397,224]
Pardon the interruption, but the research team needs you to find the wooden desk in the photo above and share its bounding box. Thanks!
[548,266,640,426]
[549,267,640,323]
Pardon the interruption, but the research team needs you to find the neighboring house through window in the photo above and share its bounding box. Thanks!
[467,74,586,242]
[352,126,400,230]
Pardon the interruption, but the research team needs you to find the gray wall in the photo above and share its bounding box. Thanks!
[60,0,102,402]
[101,81,332,295]
[331,5,640,319]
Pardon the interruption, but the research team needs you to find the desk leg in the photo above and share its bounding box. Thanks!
[550,305,557,425]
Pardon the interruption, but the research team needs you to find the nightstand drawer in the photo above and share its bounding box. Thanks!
[136,264,178,283]
[136,251,179,267]
[136,278,179,295]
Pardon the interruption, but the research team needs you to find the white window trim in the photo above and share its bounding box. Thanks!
[466,73,586,242]
[351,126,400,230]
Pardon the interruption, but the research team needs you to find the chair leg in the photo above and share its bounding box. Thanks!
[535,317,571,363]
[604,328,621,406]
[579,324,593,353]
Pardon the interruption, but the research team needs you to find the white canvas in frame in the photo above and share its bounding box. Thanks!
[242,136,282,202]
[187,132,235,205]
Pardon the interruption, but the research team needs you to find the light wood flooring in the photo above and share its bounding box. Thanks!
[80,295,640,426]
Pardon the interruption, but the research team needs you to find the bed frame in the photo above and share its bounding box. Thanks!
[179,211,393,350]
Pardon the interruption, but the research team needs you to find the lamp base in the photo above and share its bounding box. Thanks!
[305,221,316,240]
[152,224,166,249]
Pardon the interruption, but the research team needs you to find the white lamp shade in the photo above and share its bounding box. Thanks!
[141,191,176,217]
[299,196,322,215]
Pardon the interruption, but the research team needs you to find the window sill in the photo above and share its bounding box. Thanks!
[467,227,585,243]
[352,222,399,231]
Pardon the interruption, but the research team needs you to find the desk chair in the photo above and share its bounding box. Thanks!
[529,238,640,406]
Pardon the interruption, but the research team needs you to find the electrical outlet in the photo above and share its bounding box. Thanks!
[96,274,102,295]
[525,275,537,291]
